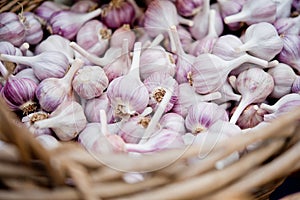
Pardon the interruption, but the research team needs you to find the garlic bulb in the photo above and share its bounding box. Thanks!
[34,1,69,21]
[34,101,87,141]
[35,35,75,64]
[36,58,83,112]
[72,65,109,100]
[0,51,69,81]
[110,24,136,50]
[260,93,300,121]
[144,72,178,113]
[84,93,114,123]
[235,104,267,129]
[76,20,111,57]
[185,102,229,134]
[22,111,52,137]
[160,112,186,134]
[15,68,40,85]
[230,68,274,124]
[175,0,203,17]
[140,45,176,81]
[71,0,98,13]
[107,42,149,119]
[274,15,300,35]
[237,22,283,61]
[172,83,221,117]
[20,12,43,45]
[268,63,297,98]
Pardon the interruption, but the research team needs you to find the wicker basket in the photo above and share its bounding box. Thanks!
[1,0,300,199]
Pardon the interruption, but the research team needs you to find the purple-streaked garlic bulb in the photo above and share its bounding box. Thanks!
[144,0,193,38]
[0,41,16,56]
[36,134,60,150]
[278,34,300,73]
[217,0,246,31]
[189,9,219,56]
[175,0,203,17]
[34,100,87,141]
[268,63,297,98]
[71,0,98,13]
[172,83,221,117]
[0,51,69,81]
[260,93,300,121]
[125,128,184,153]
[144,72,178,113]
[84,93,114,123]
[160,112,186,135]
[0,12,25,46]
[224,0,277,25]
[47,8,102,40]
[103,39,131,81]
[230,68,274,124]
[190,53,270,94]
[15,68,39,85]
[107,42,149,119]
[177,25,193,53]
[140,45,176,81]
[72,65,108,100]
[36,59,83,112]
[274,0,293,19]
[76,20,111,57]
[110,24,136,50]
[101,0,135,29]
[235,104,267,129]
[19,12,43,45]
[237,22,283,61]
[169,26,195,84]
[34,1,69,21]
[185,102,228,134]
[274,15,300,35]
[35,35,75,64]
[292,76,300,93]
[0,62,37,114]
[22,111,52,137]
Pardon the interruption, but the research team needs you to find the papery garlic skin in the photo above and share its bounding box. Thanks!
[34,101,87,141]
[185,102,229,134]
[144,72,178,113]
[72,65,109,99]
[84,93,114,123]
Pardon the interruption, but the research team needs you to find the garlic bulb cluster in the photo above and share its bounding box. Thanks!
[1,0,298,160]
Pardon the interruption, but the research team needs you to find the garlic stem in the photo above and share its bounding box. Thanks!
[224,10,249,24]
[168,28,177,53]
[170,25,185,56]
[177,15,194,27]
[19,42,30,55]
[121,38,130,64]
[227,54,268,72]
[34,113,59,129]
[125,143,152,153]
[78,8,102,23]
[260,103,276,113]
[0,53,35,66]
[62,58,83,84]
[149,34,164,48]
[0,61,8,78]
[139,89,173,144]
[69,42,108,66]
[100,109,109,136]
[198,91,222,102]
[236,40,257,52]
[207,9,218,38]
[140,107,153,117]
[129,42,142,79]
[229,98,250,124]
